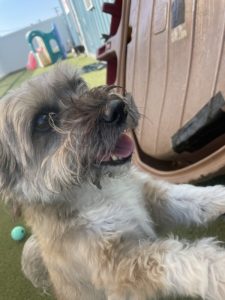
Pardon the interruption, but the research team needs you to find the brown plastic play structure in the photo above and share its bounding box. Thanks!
[98,0,225,183]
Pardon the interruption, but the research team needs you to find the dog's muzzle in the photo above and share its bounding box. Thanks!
[101,99,128,125]
[97,99,134,166]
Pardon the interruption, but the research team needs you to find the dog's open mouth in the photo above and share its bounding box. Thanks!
[99,133,134,166]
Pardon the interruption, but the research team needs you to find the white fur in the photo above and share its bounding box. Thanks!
[76,173,156,239]
[79,168,225,300]
[22,165,225,300]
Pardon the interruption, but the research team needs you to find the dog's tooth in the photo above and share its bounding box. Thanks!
[111,155,118,161]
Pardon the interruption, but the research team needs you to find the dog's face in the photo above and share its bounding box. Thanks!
[0,65,139,204]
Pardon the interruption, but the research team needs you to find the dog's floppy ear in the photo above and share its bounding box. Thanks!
[0,139,22,217]
[0,138,20,195]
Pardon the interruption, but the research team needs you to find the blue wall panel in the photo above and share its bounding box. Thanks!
[60,0,112,55]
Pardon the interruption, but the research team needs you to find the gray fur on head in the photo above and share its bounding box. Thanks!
[0,64,139,205]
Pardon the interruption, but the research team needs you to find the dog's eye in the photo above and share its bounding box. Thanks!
[34,112,57,132]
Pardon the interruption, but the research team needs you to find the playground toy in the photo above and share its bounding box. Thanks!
[26,23,67,67]
[26,51,37,70]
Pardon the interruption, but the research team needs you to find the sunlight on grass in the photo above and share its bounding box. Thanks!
[0,54,106,98]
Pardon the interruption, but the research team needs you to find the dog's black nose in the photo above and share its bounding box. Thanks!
[102,99,127,124]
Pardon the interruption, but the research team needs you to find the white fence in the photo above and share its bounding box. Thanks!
[0,15,72,78]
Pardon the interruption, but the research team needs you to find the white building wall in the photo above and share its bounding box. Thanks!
[0,15,72,78]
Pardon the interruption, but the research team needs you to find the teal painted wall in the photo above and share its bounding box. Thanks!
[60,0,112,55]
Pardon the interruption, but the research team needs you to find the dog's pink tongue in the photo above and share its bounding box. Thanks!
[112,134,134,157]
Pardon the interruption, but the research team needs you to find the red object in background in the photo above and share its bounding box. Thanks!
[26,51,37,70]
[97,0,130,87]
[102,0,122,37]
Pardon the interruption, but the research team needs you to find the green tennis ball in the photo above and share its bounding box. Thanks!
[11,226,26,241]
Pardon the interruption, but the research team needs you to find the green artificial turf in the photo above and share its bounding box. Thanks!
[0,202,53,300]
[0,54,106,98]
